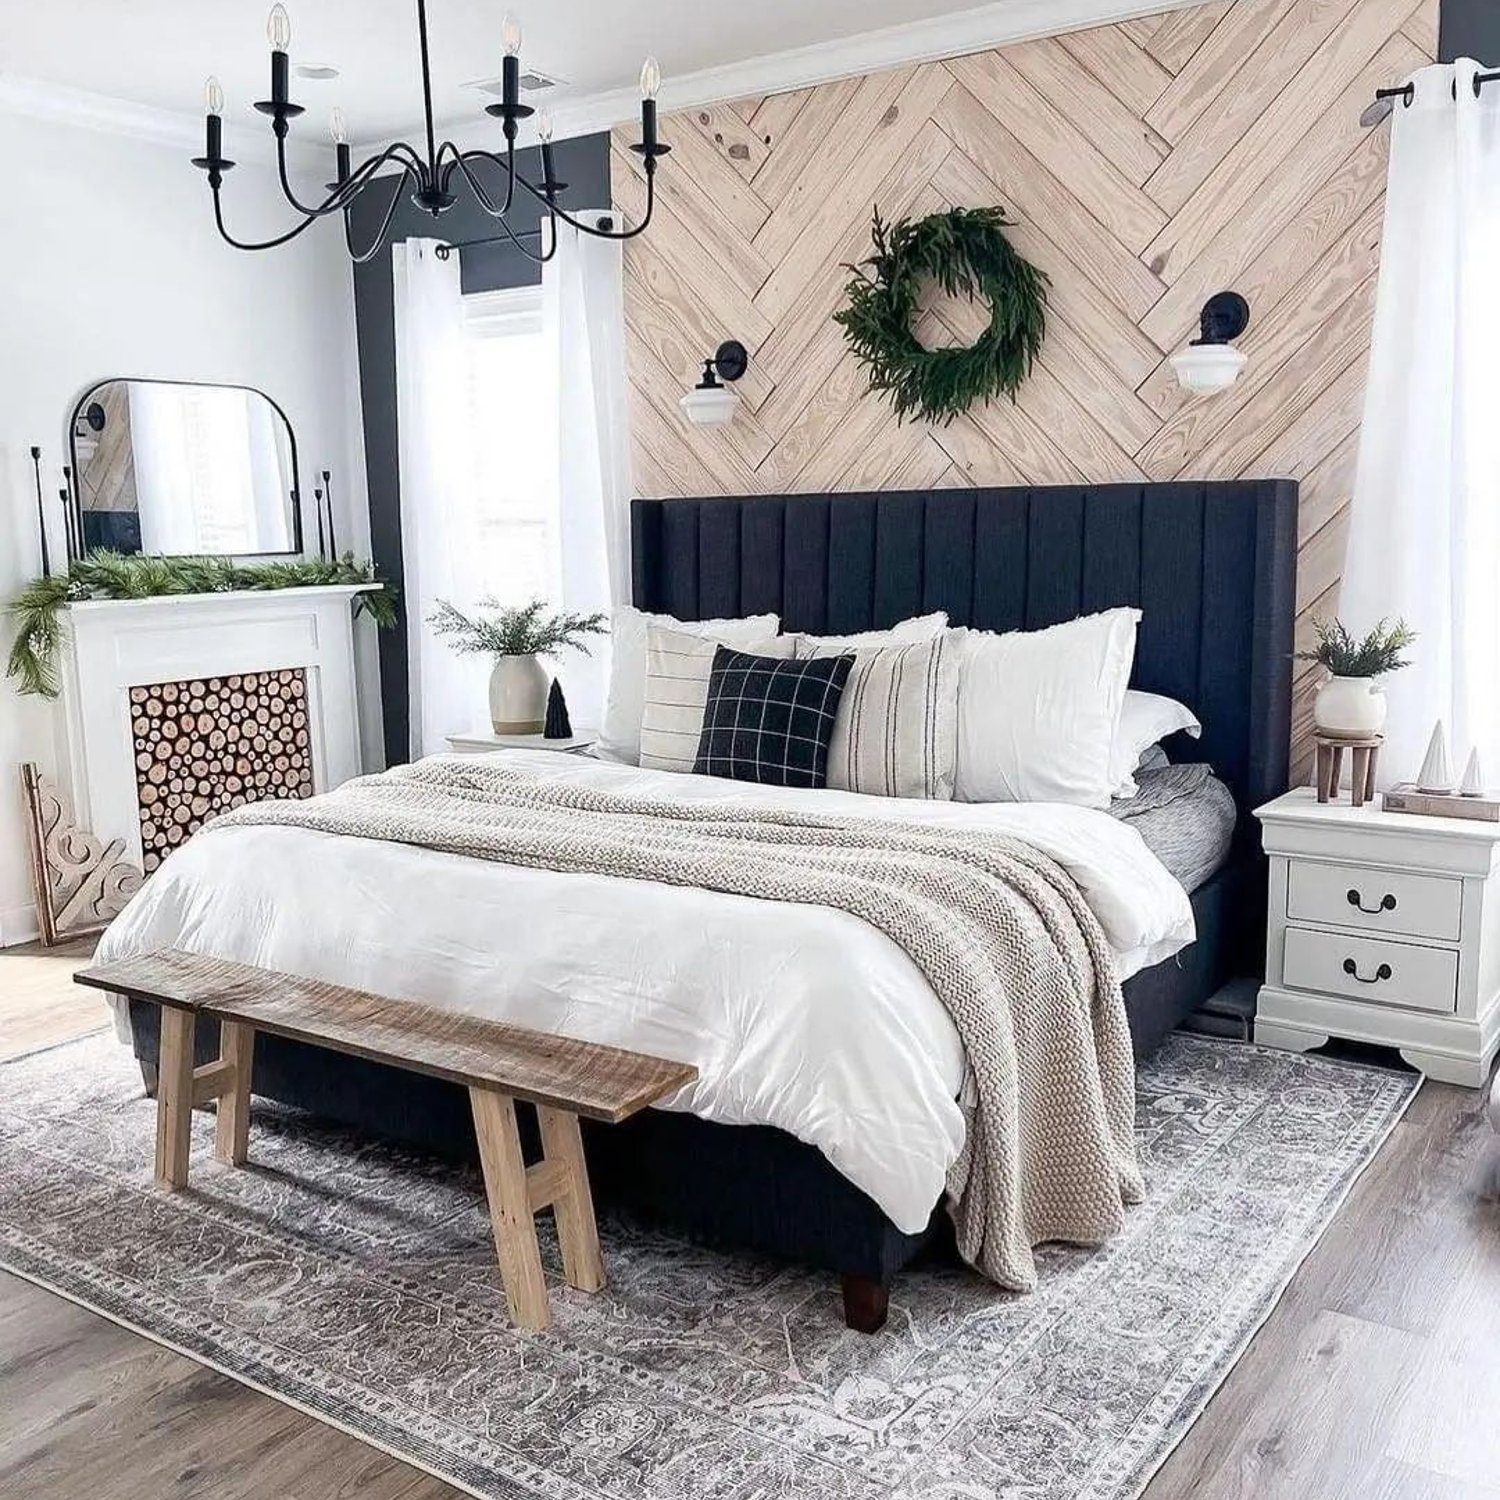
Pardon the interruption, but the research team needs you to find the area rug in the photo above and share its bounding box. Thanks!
[0,1032,1415,1500]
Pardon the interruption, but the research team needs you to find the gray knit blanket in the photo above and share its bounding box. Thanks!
[216,758,1143,1291]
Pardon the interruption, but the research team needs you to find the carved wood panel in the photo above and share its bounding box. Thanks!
[615,0,1439,781]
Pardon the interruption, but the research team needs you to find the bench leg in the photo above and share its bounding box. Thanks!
[155,1006,196,1190]
[214,1022,255,1166]
[470,1087,551,1331]
[537,1106,605,1294]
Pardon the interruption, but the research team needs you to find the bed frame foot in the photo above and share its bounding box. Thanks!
[139,1059,159,1099]
[841,1274,889,1333]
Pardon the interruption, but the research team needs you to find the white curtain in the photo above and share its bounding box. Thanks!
[1342,60,1500,784]
[541,217,633,727]
[393,238,488,758]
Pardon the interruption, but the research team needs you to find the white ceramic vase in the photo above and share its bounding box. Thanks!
[489,654,549,735]
[1313,675,1387,738]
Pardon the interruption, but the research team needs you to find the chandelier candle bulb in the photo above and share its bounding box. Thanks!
[204,77,223,162]
[640,57,662,157]
[330,108,351,182]
[537,112,556,193]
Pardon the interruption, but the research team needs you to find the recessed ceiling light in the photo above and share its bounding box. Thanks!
[295,64,341,81]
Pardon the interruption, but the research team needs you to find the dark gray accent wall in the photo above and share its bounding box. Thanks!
[1441,0,1499,62]
[350,134,612,765]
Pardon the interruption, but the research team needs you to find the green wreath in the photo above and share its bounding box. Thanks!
[834,206,1049,425]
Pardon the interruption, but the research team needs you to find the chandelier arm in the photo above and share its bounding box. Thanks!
[343,168,417,264]
[442,147,517,216]
[519,171,656,240]
[498,207,558,264]
[276,136,420,218]
[211,182,325,252]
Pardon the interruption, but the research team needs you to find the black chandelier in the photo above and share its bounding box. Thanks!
[193,1,670,264]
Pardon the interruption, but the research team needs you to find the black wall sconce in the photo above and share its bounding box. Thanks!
[680,339,748,428]
[1170,291,1251,395]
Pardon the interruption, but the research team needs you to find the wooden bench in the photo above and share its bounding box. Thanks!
[75,949,697,1332]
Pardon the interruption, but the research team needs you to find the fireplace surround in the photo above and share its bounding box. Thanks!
[56,586,374,873]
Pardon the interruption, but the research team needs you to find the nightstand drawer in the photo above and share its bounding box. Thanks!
[1286,860,1462,942]
[1282,927,1458,1014]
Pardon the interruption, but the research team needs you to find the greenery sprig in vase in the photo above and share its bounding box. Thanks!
[429,597,607,736]
[1296,616,1415,739]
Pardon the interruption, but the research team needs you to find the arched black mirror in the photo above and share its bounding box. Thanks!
[68,378,302,557]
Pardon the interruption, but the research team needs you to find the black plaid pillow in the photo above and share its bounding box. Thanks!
[693,646,854,788]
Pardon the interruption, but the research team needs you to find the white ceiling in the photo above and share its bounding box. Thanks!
[1,0,1152,146]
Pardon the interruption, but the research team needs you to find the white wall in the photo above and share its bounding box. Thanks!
[0,106,378,944]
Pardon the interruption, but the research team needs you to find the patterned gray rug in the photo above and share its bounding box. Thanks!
[0,1033,1414,1500]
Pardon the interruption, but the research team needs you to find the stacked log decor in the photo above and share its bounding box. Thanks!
[131,670,314,873]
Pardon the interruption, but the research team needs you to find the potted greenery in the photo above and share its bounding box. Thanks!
[429,597,607,735]
[1296,617,1416,738]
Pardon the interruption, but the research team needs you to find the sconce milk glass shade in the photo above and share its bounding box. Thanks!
[1170,343,1247,395]
[680,384,740,428]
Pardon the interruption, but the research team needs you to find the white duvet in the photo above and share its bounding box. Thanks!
[98,750,1195,1232]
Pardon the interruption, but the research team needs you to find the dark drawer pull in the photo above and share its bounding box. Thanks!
[1347,889,1397,915]
[1342,958,1392,984]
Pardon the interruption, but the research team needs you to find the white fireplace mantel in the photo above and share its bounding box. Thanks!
[59,585,375,869]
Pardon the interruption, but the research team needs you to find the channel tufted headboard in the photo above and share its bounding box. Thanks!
[630,481,1298,840]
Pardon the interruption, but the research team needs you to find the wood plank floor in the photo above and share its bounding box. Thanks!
[1,949,1496,1499]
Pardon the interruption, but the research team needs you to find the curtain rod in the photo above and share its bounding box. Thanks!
[437,212,617,260]
[1366,68,1500,125]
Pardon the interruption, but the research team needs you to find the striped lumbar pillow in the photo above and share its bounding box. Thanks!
[800,632,961,800]
[638,624,795,773]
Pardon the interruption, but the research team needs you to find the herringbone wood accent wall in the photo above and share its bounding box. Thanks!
[614,0,1439,779]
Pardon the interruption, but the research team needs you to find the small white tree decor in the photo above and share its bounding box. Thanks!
[429,597,606,736]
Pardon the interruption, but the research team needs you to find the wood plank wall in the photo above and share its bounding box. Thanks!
[614,0,1439,780]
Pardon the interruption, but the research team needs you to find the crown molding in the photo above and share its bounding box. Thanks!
[1,0,1206,164]
[0,73,331,170]
[433,0,1208,149]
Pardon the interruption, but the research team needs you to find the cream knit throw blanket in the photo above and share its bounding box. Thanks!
[218,758,1144,1290]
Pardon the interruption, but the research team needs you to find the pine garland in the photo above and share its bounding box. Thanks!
[834,206,1049,425]
[7,551,397,699]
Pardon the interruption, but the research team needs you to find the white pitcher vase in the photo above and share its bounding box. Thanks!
[489,654,549,735]
[1313,675,1387,738]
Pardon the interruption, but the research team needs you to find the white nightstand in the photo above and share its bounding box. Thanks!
[445,729,595,755]
[1255,788,1500,1087]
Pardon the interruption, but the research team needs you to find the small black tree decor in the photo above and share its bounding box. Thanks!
[834,206,1049,425]
[544,679,573,739]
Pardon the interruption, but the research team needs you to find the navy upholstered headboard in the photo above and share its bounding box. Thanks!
[631,481,1298,830]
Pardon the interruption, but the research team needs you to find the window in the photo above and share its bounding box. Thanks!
[460,286,560,604]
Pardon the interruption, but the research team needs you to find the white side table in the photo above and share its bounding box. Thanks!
[1255,787,1500,1087]
[445,730,595,755]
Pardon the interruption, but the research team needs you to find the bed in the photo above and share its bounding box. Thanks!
[115,479,1297,1326]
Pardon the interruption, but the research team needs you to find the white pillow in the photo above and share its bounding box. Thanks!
[794,612,947,657]
[639,625,795,773]
[798,633,961,799]
[954,608,1140,808]
[1109,690,1202,799]
[599,606,780,764]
